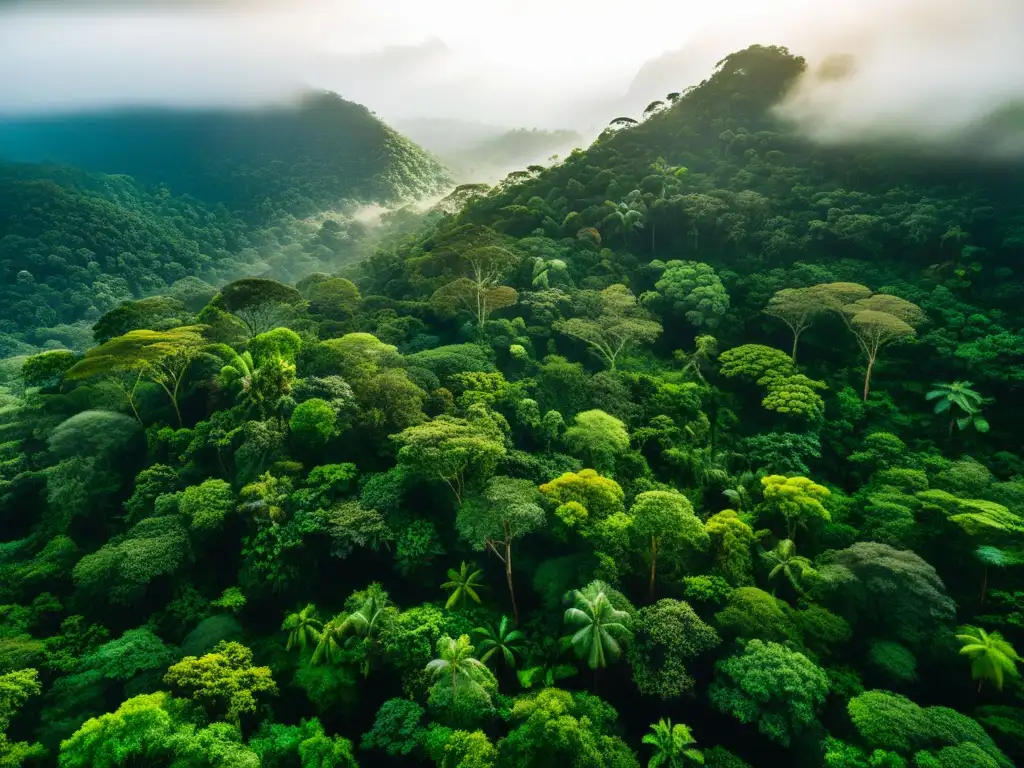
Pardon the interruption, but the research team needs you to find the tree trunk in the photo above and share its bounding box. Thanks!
[649,539,659,600]
[978,678,983,694]
[170,395,183,428]
[862,354,876,401]
[981,566,989,606]
[791,330,801,363]
[505,538,519,625]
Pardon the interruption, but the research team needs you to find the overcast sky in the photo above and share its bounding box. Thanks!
[0,0,1022,154]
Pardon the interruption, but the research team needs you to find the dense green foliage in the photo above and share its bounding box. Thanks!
[0,44,1022,768]
[0,94,450,343]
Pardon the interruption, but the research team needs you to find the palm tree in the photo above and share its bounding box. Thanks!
[602,195,645,248]
[441,562,484,610]
[956,625,1020,692]
[311,585,391,674]
[310,614,347,666]
[643,719,703,767]
[340,584,391,677]
[281,603,322,652]
[531,257,570,289]
[563,581,633,670]
[926,381,989,435]
[762,539,815,596]
[722,471,759,513]
[517,662,578,689]
[425,634,489,700]
[473,616,526,668]
[683,446,730,490]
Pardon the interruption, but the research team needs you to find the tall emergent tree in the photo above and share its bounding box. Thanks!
[65,325,207,426]
[213,278,303,339]
[457,476,545,623]
[763,287,826,362]
[431,245,521,336]
[555,284,663,370]
[827,291,927,401]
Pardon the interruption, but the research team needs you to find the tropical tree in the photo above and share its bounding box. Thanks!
[762,539,815,596]
[431,245,521,337]
[760,475,831,541]
[975,545,1017,605]
[675,334,717,383]
[839,294,927,401]
[646,158,687,254]
[340,584,392,677]
[213,277,303,338]
[517,662,579,690]
[425,634,489,700]
[926,381,989,435]
[531,256,570,289]
[282,604,322,652]
[646,260,729,329]
[311,585,391,676]
[956,626,1020,692]
[630,490,709,598]
[310,615,348,668]
[163,641,277,727]
[722,471,759,513]
[563,581,633,671]
[563,409,631,474]
[555,284,663,370]
[65,326,208,426]
[441,562,484,610]
[643,719,703,767]
[602,192,646,247]
[457,476,545,624]
[391,410,506,504]
[473,616,526,668]
[763,287,826,362]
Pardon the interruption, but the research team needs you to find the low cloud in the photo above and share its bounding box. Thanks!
[773,0,1024,158]
[0,0,1022,156]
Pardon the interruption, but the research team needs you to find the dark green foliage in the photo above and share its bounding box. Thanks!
[847,690,1011,766]
[361,698,427,757]
[628,599,720,699]
[709,640,829,747]
[814,543,956,650]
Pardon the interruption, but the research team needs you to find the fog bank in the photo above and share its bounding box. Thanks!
[0,0,1021,155]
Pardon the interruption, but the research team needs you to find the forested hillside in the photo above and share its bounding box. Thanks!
[0,92,450,219]
[0,94,451,346]
[0,44,1022,768]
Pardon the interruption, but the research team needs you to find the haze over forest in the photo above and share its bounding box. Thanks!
[1,0,1023,155]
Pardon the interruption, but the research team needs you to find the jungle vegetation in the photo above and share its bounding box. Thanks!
[0,44,1021,768]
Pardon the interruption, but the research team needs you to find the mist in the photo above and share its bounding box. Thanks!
[774,0,1024,158]
[0,0,1022,156]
